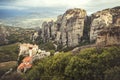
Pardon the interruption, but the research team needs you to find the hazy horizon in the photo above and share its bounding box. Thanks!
[0,0,120,28]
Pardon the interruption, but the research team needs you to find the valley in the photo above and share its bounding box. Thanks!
[0,6,120,80]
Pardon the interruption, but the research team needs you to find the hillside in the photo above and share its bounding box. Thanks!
[0,43,19,62]
[19,46,120,80]
[0,43,18,78]
[0,6,120,80]
[0,26,38,78]
[0,24,36,46]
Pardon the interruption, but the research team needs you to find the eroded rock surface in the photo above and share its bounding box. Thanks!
[90,7,120,42]
[41,8,87,47]
[40,6,120,48]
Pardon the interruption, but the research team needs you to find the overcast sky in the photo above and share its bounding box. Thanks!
[0,0,120,13]
[0,0,120,27]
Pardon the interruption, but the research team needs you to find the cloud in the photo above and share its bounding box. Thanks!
[0,5,27,10]
[0,0,120,27]
[0,0,120,15]
[14,0,91,8]
[84,0,120,14]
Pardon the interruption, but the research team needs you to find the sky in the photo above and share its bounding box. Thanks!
[0,0,120,16]
[0,0,120,27]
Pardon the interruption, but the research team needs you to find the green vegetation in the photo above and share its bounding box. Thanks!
[38,41,56,51]
[0,25,35,46]
[0,42,19,78]
[0,43,19,62]
[7,33,32,44]
[6,29,34,44]
[0,43,19,77]
[25,46,120,80]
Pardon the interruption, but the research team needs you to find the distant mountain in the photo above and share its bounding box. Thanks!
[0,16,56,28]
[0,7,64,28]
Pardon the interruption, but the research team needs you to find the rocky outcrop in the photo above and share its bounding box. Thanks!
[41,21,54,42]
[40,6,120,49]
[60,8,87,47]
[41,16,62,43]
[0,25,10,45]
[90,7,120,42]
[41,8,87,47]
[31,32,39,42]
[96,26,120,46]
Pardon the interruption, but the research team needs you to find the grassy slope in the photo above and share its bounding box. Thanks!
[0,43,19,62]
[0,43,19,77]
[0,61,17,77]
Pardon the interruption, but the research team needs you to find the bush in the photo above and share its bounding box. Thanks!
[39,42,55,51]
[25,46,120,80]
[49,50,55,56]
[104,66,120,80]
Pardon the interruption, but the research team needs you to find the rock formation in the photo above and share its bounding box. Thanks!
[90,7,120,42]
[40,6,120,49]
[0,25,10,45]
[60,8,87,47]
[32,32,39,42]
[41,8,87,47]
[96,26,120,46]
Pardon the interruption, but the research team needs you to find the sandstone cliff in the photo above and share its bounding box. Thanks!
[90,7,120,42]
[60,8,87,47]
[41,8,87,48]
[40,6,120,49]
[96,26,120,46]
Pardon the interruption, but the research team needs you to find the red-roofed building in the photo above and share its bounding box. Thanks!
[17,56,32,73]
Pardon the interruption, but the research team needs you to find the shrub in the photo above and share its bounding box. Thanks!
[25,46,120,80]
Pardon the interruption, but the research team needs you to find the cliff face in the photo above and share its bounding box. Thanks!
[96,26,120,46]
[40,6,120,48]
[90,7,120,42]
[41,8,87,47]
[60,9,87,47]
